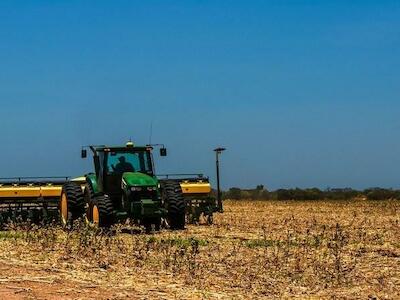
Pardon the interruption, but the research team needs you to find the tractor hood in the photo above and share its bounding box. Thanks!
[122,172,157,187]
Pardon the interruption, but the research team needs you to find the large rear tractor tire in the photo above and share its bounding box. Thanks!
[161,181,186,230]
[60,182,85,228]
[86,195,114,228]
[84,182,95,204]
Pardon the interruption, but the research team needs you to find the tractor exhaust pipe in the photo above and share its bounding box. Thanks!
[214,147,226,213]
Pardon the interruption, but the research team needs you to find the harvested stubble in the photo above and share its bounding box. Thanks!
[0,199,399,299]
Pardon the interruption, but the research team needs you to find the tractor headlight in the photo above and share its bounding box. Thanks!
[146,186,157,192]
[131,186,143,192]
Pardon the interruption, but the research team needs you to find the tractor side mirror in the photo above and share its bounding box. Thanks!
[81,149,87,158]
[160,148,167,156]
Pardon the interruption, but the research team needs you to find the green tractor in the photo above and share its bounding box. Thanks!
[59,142,186,231]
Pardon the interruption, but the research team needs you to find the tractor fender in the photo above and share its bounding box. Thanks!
[85,174,99,194]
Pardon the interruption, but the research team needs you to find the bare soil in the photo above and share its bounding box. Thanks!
[0,200,399,299]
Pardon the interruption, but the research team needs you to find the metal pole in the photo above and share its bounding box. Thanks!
[214,147,225,213]
[216,151,222,212]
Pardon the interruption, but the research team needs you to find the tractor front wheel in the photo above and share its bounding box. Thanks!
[86,195,114,228]
[161,181,186,230]
[60,182,85,228]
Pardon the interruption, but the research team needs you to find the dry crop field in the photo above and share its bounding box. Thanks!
[0,199,399,299]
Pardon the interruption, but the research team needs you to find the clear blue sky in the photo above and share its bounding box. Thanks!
[0,1,399,190]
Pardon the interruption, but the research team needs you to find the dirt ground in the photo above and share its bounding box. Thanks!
[0,200,399,299]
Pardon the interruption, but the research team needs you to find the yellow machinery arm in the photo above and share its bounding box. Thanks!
[180,181,211,195]
[0,185,62,198]
[0,177,69,223]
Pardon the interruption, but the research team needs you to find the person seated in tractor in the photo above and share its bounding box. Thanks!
[112,156,135,173]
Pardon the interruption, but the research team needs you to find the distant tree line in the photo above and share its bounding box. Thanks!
[219,186,400,201]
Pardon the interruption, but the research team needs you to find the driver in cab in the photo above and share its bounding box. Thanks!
[112,156,135,173]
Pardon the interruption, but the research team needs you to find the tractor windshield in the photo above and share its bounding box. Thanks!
[107,151,153,175]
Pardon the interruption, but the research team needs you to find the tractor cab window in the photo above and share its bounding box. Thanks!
[106,151,152,175]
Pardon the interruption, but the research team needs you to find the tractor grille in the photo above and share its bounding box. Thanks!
[130,190,157,201]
